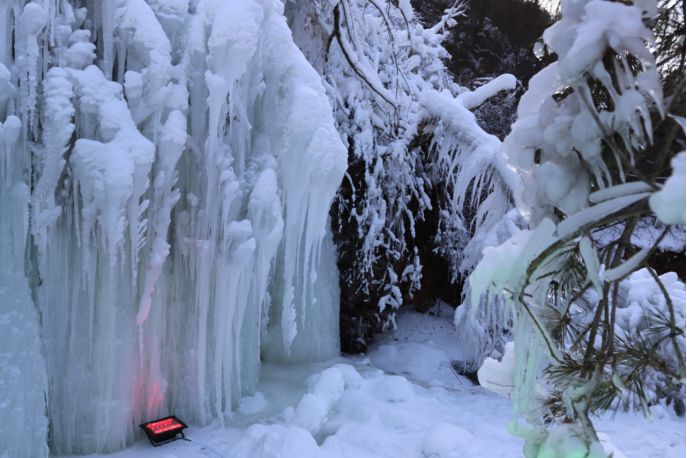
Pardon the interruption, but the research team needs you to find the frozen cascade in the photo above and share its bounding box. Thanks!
[0,110,49,458]
[1,0,346,455]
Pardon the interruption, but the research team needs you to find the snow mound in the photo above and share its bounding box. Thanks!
[537,425,607,458]
[294,394,330,435]
[309,368,346,406]
[477,341,515,397]
[235,424,321,458]
[331,364,364,389]
[370,342,457,388]
[373,375,415,403]
[239,392,269,415]
[368,305,472,388]
[293,366,349,434]
[421,422,474,458]
[650,151,686,225]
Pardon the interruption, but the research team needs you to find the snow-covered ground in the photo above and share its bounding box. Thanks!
[64,307,685,458]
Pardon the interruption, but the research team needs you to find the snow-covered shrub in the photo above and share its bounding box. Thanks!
[286,1,469,350]
[288,0,534,354]
[569,269,684,410]
[420,77,523,371]
[469,0,686,455]
[423,0,554,140]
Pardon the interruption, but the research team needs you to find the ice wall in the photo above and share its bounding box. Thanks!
[0,7,49,458]
[1,0,346,455]
[0,109,49,458]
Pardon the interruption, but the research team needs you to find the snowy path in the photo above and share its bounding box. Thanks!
[65,308,685,458]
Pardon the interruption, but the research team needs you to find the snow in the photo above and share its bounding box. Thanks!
[286,0,461,317]
[420,88,520,283]
[17,2,47,130]
[293,367,347,434]
[469,218,557,308]
[603,248,650,282]
[505,0,664,228]
[537,425,607,458]
[456,74,517,110]
[650,152,686,225]
[421,423,475,458]
[556,193,650,237]
[549,1,653,81]
[420,89,519,203]
[239,392,269,416]
[614,268,686,376]
[589,181,653,203]
[57,308,685,458]
[294,393,331,434]
[592,217,685,253]
[579,236,603,294]
[477,342,516,398]
[398,0,414,21]
[373,375,416,403]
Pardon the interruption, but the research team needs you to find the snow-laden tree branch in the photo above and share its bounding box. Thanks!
[469,0,685,455]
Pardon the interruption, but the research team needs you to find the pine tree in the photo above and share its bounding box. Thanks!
[470,0,685,454]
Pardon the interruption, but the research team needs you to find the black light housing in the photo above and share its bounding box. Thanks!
[140,415,188,446]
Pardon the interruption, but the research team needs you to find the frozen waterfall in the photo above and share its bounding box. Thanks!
[0,0,346,455]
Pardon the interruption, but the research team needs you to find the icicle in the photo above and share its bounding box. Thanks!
[0,113,49,458]
[17,2,47,135]
[4,0,346,454]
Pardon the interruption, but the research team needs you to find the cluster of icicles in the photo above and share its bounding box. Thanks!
[0,0,346,455]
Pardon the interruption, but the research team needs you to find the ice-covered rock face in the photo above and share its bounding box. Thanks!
[0,0,346,455]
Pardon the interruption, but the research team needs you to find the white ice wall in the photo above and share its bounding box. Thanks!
[0,4,49,458]
[0,110,49,458]
[1,0,346,454]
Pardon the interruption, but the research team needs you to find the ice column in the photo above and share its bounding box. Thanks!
[0,104,49,458]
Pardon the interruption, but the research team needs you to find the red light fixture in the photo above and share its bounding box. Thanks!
[140,415,188,446]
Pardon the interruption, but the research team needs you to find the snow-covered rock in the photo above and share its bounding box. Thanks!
[477,341,516,398]
[650,151,686,225]
[373,375,416,403]
[421,422,475,458]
